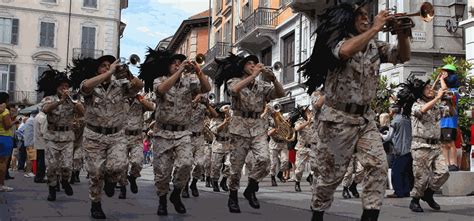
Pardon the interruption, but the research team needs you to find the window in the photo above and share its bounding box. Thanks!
[37,66,49,101]
[81,26,96,58]
[261,46,272,66]
[260,0,270,7]
[40,22,55,47]
[42,0,57,3]
[226,0,231,5]
[215,28,222,43]
[83,0,97,8]
[0,18,19,45]
[0,64,15,92]
[216,0,222,14]
[243,2,251,19]
[223,21,231,43]
[302,24,308,60]
[282,33,295,84]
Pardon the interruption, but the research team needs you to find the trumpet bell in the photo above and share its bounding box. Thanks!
[129,54,141,65]
[208,93,216,101]
[419,2,434,22]
[273,103,281,112]
[195,53,206,66]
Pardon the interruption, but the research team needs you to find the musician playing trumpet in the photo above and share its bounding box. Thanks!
[214,53,284,213]
[299,2,411,220]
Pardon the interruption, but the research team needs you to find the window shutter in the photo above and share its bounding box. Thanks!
[11,19,18,45]
[8,65,15,92]
[48,23,55,47]
[40,22,46,46]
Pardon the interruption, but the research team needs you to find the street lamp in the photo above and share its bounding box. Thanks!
[445,0,466,33]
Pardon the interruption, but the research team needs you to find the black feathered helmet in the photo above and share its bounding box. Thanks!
[395,74,430,117]
[37,65,72,98]
[138,47,175,92]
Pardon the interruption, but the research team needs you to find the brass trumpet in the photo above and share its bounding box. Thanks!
[184,53,206,73]
[382,2,434,34]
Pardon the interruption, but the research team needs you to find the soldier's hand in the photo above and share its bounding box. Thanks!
[108,59,121,75]
[436,88,446,99]
[252,63,264,76]
[373,10,392,32]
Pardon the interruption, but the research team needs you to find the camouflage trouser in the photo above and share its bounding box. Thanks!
[229,133,270,191]
[190,135,206,180]
[119,134,144,186]
[153,135,193,196]
[245,151,255,172]
[72,139,84,171]
[410,145,449,198]
[342,156,364,187]
[312,120,388,211]
[83,128,128,202]
[211,151,231,181]
[269,140,289,176]
[203,143,212,177]
[45,140,74,186]
[295,146,316,182]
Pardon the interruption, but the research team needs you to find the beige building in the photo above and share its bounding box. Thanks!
[0,0,128,106]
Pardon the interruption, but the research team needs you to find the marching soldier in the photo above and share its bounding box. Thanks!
[118,93,155,199]
[209,103,232,192]
[139,48,211,216]
[293,106,315,192]
[38,67,85,202]
[299,2,411,220]
[214,53,285,213]
[341,156,364,198]
[73,55,143,219]
[267,104,289,186]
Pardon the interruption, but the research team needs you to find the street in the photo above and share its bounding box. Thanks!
[1,165,473,221]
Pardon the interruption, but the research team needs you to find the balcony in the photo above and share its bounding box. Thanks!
[6,90,39,106]
[72,48,104,59]
[235,7,279,50]
[289,0,336,19]
[202,42,232,80]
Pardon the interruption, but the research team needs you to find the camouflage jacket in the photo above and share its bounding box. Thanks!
[411,99,447,149]
[42,95,76,142]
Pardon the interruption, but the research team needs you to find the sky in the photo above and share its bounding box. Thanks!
[119,0,210,74]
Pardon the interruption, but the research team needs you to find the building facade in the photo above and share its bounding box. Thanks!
[0,0,128,106]
[460,0,474,78]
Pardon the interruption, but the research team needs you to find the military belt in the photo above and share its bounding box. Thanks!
[192,132,202,137]
[157,123,187,132]
[234,110,261,119]
[87,124,121,135]
[330,102,369,115]
[48,125,71,132]
[413,137,439,145]
[125,129,141,136]
[215,136,230,142]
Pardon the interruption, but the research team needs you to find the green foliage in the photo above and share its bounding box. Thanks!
[372,75,397,116]
[431,55,473,150]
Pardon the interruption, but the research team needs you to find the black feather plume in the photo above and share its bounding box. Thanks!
[395,74,429,117]
[138,47,173,92]
[214,53,245,94]
[37,65,71,97]
[69,58,99,90]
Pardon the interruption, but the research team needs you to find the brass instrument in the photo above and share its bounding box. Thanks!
[184,53,206,73]
[202,117,214,143]
[116,54,141,79]
[208,93,216,102]
[382,2,434,34]
[269,103,296,142]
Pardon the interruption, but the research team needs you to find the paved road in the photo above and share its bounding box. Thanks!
[1,165,473,221]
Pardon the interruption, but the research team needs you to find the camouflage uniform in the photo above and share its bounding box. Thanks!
[410,100,449,198]
[72,116,85,172]
[42,95,77,187]
[188,102,207,180]
[203,142,212,178]
[294,119,316,182]
[227,77,277,191]
[268,134,289,176]
[119,98,145,187]
[152,74,197,196]
[312,39,398,211]
[210,118,231,181]
[341,156,364,188]
[80,79,136,202]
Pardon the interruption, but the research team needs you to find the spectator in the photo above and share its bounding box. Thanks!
[23,112,37,178]
[16,117,27,171]
[383,105,414,198]
[143,134,151,165]
[0,92,15,191]
[34,108,47,183]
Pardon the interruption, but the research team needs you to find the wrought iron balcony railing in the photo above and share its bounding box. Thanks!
[235,7,279,42]
[72,48,104,59]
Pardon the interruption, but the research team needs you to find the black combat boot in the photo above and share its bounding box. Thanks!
[69,173,75,184]
[342,187,352,199]
[409,197,424,212]
[311,210,324,221]
[421,188,440,210]
[306,173,313,186]
[295,182,302,192]
[157,194,168,216]
[361,209,380,221]
[61,179,73,196]
[220,176,229,192]
[190,178,199,197]
[74,171,80,183]
[181,181,190,198]
[128,175,138,194]
[47,185,56,201]
[55,180,60,192]
[170,187,186,214]
[118,186,126,199]
[243,178,260,209]
[349,181,360,198]
[90,201,106,219]
[271,175,278,186]
[228,190,241,213]
[103,180,116,197]
[277,171,286,182]
[212,180,220,192]
[205,176,212,188]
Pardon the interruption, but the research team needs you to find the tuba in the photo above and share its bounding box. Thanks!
[269,104,296,142]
